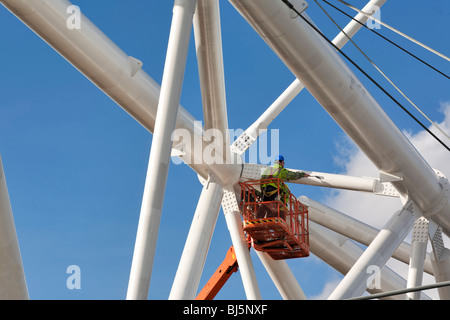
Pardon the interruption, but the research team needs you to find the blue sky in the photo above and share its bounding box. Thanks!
[0,0,449,300]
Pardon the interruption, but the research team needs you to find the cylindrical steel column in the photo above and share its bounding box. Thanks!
[169,179,223,299]
[255,251,307,300]
[0,155,28,299]
[328,201,417,299]
[228,0,446,226]
[127,0,198,300]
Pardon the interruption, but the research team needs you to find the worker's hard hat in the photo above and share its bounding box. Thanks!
[275,155,284,162]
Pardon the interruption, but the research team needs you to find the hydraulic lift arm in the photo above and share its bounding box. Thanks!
[195,246,239,300]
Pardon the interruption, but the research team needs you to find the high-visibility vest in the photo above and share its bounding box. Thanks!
[261,163,282,188]
[261,163,290,196]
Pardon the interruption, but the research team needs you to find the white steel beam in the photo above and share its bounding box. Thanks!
[328,200,418,299]
[332,0,387,48]
[231,79,304,155]
[168,1,230,300]
[0,155,28,299]
[310,221,430,299]
[194,0,228,135]
[193,0,235,175]
[300,196,434,274]
[222,188,261,299]
[0,0,241,187]
[241,163,399,197]
[430,227,450,299]
[228,0,450,236]
[406,218,429,299]
[255,251,307,300]
[169,178,223,299]
[127,0,198,300]
[430,249,450,300]
[231,0,387,155]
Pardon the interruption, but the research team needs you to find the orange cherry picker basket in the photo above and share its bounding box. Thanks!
[240,178,309,260]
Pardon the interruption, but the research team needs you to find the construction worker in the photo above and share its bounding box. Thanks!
[260,155,309,202]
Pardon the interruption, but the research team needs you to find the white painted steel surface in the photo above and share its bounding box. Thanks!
[0,0,241,187]
[255,251,307,300]
[228,0,449,234]
[0,156,28,299]
[169,178,223,299]
[127,0,198,300]
[406,218,429,299]
[300,196,434,274]
[232,0,387,155]
[1,0,448,300]
[309,222,430,299]
[194,0,228,135]
[431,248,450,299]
[242,163,399,197]
[328,200,418,299]
[222,188,261,299]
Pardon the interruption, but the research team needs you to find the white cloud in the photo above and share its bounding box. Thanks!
[326,102,450,229]
[310,277,342,300]
[318,102,450,299]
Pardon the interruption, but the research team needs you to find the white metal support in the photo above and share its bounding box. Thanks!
[169,177,223,299]
[4,0,448,302]
[332,0,387,48]
[0,0,241,188]
[242,163,400,197]
[301,195,434,274]
[127,0,198,300]
[194,0,228,135]
[222,188,261,299]
[430,227,450,299]
[231,0,387,155]
[193,0,234,169]
[309,221,430,299]
[229,0,450,236]
[0,155,28,299]
[328,200,418,299]
[255,251,307,300]
[406,217,429,299]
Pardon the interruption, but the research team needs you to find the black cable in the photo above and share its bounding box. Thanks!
[314,0,450,141]
[321,0,450,80]
[280,0,450,152]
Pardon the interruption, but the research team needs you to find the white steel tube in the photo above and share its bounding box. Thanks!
[406,218,429,299]
[328,201,418,299]
[127,0,197,300]
[300,196,434,274]
[193,0,228,134]
[0,0,240,187]
[224,209,261,299]
[332,0,387,48]
[430,248,450,299]
[232,0,387,154]
[232,79,304,154]
[222,188,261,299]
[228,0,447,229]
[255,251,307,300]
[309,222,429,299]
[406,241,427,299]
[193,0,232,167]
[0,156,28,299]
[290,170,376,192]
[242,163,380,194]
[169,179,223,299]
